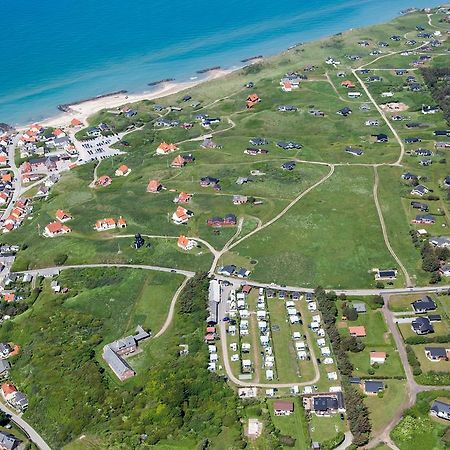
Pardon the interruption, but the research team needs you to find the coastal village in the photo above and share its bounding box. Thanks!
[0,5,449,450]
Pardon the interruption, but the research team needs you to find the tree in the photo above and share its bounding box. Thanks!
[371,295,384,307]
[54,253,68,266]
[430,271,441,284]
[343,306,358,321]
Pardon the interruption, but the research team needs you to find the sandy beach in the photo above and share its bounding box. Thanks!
[33,69,235,131]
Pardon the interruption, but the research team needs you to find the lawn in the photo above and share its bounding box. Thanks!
[398,320,450,341]
[229,166,398,288]
[309,414,346,443]
[268,398,310,450]
[413,344,450,372]
[364,380,407,434]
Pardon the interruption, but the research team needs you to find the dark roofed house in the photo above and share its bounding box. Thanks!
[346,147,363,156]
[218,265,236,277]
[372,133,388,143]
[412,317,434,335]
[0,360,10,377]
[102,345,135,381]
[273,400,294,416]
[281,161,296,171]
[411,296,436,314]
[363,380,384,395]
[337,107,352,117]
[352,302,367,313]
[310,392,345,415]
[425,347,448,361]
[430,400,450,421]
[402,172,418,181]
[0,431,20,450]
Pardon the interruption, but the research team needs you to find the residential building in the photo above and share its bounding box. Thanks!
[0,431,20,450]
[44,221,71,237]
[411,317,434,335]
[96,175,112,187]
[95,218,116,231]
[425,347,449,361]
[178,235,196,251]
[363,380,384,395]
[156,142,178,155]
[147,179,163,193]
[115,165,130,176]
[411,296,436,313]
[174,192,192,203]
[369,351,386,365]
[172,206,193,225]
[55,209,72,222]
[430,400,450,421]
[349,326,366,337]
[273,400,294,416]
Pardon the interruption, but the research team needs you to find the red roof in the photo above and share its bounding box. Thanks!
[177,192,192,203]
[147,179,161,192]
[1,383,17,396]
[349,326,366,337]
[70,118,82,126]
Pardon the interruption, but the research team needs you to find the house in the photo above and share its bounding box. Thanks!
[246,93,260,108]
[117,216,127,228]
[365,119,379,126]
[1,383,16,401]
[249,137,268,146]
[71,118,83,127]
[440,265,450,277]
[405,137,421,144]
[429,236,450,248]
[10,391,28,412]
[178,235,196,251]
[200,176,220,187]
[411,317,434,335]
[277,105,298,112]
[345,147,363,156]
[0,358,10,377]
[430,400,450,421]
[44,221,71,237]
[102,344,135,381]
[170,155,186,168]
[156,142,178,155]
[308,392,345,416]
[411,296,436,313]
[348,91,361,98]
[115,165,130,176]
[363,380,384,395]
[411,185,429,197]
[233,195,248,205]
[3,294,14,303]
[425,347,449,361]
[415,148,432,157]
[341,80,355,88]
[352,302,367,313]
[147,179,163,193]
[444,176,450,188]
[172,206,193,225]
[370,351,386,365]
[412,214,435,225]
[372,133,388,143]
[422,105,439,114]
[337,107,352,117]
[0,343,12,359]
[174,192,192,204]
[281,161,296,171]
[207,214,237,227]
[402,172,418,181]
[349,326,366,337]
[273,400,294,416]
[96,175,112,187]
[56,209,72,222]
[95,218,116,231]
[218,265,236,276]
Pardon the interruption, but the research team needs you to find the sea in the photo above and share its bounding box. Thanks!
[1,0,443,126]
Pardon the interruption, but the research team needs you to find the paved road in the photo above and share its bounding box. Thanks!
[1,135,21,222]
[335,431,354,450]
[0,401,51,450]
[18,263,195,278]
[372,166,412,287]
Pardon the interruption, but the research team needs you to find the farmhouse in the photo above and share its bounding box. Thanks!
[370,351,386,365]
[349,326,366,337]
[147,180,163,193]
[115,165,131,176]
[425,347,449,361]
[172,206,193,225]
[55,209,72,222]
[96,175,112,187]
[156,142,178,155]
[273,400,294,416]
[44,221,71,238]
[95,218,116,231]
[411,296,436,313]
[178,235,197,251]
[174,192,192,203]
[430,400,450,421]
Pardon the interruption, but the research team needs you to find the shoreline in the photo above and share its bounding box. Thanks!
[25,68,239,131]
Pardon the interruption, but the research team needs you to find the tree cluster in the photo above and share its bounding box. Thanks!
[420,67,450,126]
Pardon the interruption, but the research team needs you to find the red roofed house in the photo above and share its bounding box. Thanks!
[0,192,8,205]
[2,174,12,183]
[349,326,366,337]
[70,118,83,127]
[172,206,193,225]
[44,221,71,238]
[1,383,17,401]
[156,142,178,155]
[274,400,294,416]
[341,80,356,88]
[0,155,7,166]
[171,155,186,168]
[96,175,112,187]
[115,165,131,176]
[56,209,72,222]
[369,351,386,365]
[174,192,192,203]
[21,161,32,174]
[281,81,297,92]
[95,218,116,231]
[246,93,261,109]
[4,293,15,303]
[53,128,65,137]
[147,179,163,193]
[178,235,196,250]
[117,216,127,228]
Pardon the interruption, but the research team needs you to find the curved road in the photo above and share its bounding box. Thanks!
[0,401,50,450]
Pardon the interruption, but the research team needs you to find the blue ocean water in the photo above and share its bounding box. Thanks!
[0,0,442,125]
